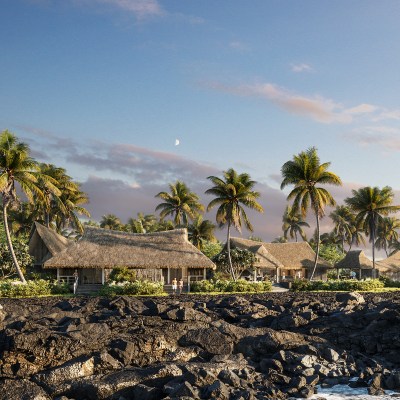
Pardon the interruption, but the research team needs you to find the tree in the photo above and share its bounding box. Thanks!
[0,130,47,283]
[187,215,216,250]
[281,147,342,280]
[375,217,400,257]
[155,181,204,227]
[329,206,354,253]
[126,213,158,233]
[345,186,400,275]
[206,168,263,281]
[272,236,288,243]
[282,205,310,242]
[213,247,257,280]
[100,214,122,230]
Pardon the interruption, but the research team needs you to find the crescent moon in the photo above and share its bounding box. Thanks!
[175,139,180,146]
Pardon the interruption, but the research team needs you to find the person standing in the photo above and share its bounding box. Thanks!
[172,278,178,295]
[178,278,184,294]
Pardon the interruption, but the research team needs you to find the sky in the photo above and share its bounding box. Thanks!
[1,0,400,248]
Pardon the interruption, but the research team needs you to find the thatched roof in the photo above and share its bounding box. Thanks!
[230,237,331,270]
[376,251,400,273]
[44,227,216,270]
[29,222,73,257]
[229,237,283,269]
[334,250,373,270]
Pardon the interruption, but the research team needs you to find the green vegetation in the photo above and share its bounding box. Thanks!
[155,181,204,227]
[292,278,385,292]
[213,247,257,280]
[0,279,70,297]
[109,267,137,283]
[99,280,165,296]
[345,186,400,275]
[206,168,263,281]
[282,205,310,242]
[281,147,342,281]
[191,278,272,293]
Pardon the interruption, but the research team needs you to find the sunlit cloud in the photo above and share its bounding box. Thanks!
[207,81,352,124]
[345,103,378,115]
[291,63,313,73]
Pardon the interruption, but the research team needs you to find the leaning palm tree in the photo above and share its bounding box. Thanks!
[187,215,216,250]
[282,205,310,242]
[345,186,400,275]
[155,181,204,227]
[0,130,47,283]
[205,168,263,280]
[281,147,342,280]
[330,205,354,253]
[375,217,400,257]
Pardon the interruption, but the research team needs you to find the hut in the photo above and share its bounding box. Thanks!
[43,226,216,289]
[229,237,331,282]
[29,222,73,269]
[334,250,374,279]
[376,251,400,281]
[229,237,284,281]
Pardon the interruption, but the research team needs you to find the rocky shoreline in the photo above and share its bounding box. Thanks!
[0,291,400,399]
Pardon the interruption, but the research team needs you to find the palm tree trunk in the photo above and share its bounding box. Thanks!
[2,202,27,283]
[310,208,320,281]
[371,217,376,278]
[226,221,236,281]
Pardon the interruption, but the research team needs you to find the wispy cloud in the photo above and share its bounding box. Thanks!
[291,63,313,73]
[343,126,400,151]
[94,0,163,18]
[207,81,351,124]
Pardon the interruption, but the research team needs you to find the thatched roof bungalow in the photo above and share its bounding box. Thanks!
[334,250,374,279]
[43,226,215,286]
[29,222,73,267]
[376,251,400,281]
[229,237,331,282]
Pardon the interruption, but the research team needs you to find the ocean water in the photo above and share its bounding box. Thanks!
[307,384,399,399]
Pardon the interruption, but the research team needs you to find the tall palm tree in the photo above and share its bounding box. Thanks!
[0,130,47,283]
[282,205,310,242]
[205,168,263,280]
[281,147,342,280]
[100,214,122,230]
[375,217,400,257]
[187,215,216,250]
[345,186,400,275]
[330,205,354,253]
[155,181,204,227]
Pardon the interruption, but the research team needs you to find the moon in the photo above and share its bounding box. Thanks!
[175,139,180,146]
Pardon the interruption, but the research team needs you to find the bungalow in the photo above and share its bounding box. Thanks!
[334,250,374,279]
[376,252,400,281]
[229,237,331,282]
[29,223,215,290]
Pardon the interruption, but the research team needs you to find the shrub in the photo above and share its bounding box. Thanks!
[292,278,385,292]
[109,267,137,283]
[190,279,272,293]
[99,280,164,296]
[0,279,52,297]
[379,276,400,288]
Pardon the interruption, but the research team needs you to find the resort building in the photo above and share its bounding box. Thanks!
[334,250,374,279]
[229,237,332,283]
[29,223,215,291]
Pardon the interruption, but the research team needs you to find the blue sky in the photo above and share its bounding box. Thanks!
[1,0,400,244]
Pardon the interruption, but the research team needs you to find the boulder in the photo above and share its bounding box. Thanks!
[336,292,365,305]
[0,378,50,400]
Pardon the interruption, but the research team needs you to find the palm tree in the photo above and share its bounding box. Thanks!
[127,213,158,233]
[330,205,354,253]
[0,130,46,283]
[272,236,288,243]
[281,147,342,280]
[375,217,400,257]
[100,214,122,230]
[205,168,263,280]
[155,181,204,227]
[282,205,310,242]
[187,215,216,250]
[345,186,400,275]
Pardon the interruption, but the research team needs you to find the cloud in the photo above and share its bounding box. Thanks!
[343,126,400,151]
[291,63,313,73]
[207,81,352,124]
[345,103,378,115]
[94,0,163,18]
